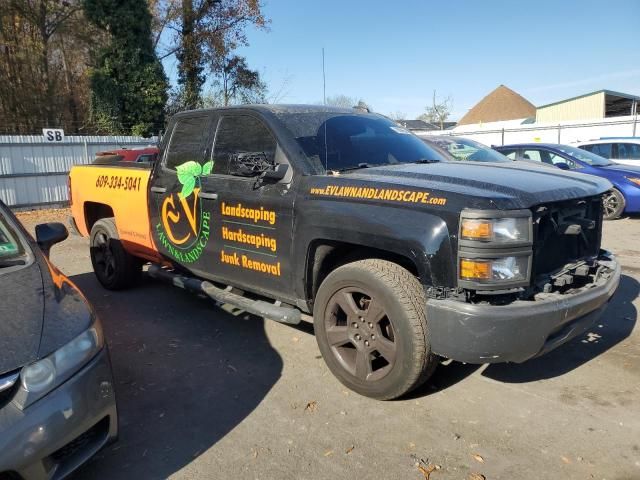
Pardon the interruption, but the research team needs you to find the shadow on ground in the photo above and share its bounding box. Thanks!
[408,274,638,397]
[68,273,283,480]
[483,274,638,383]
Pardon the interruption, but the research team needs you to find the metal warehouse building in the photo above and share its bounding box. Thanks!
[536,90,640,123]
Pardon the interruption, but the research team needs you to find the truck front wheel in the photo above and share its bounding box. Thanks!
[313,259,437,400]
[90,218,141,290]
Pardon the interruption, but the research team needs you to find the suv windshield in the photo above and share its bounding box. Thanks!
[275,112,446,172]
[0,211,27,266]
[557,145,613,166]
[427,137,510,163]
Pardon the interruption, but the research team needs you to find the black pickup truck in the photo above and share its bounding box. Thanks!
[69,105,621,399]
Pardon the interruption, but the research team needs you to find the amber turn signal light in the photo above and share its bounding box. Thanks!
[461,219,493,240]
[460,259,491,280]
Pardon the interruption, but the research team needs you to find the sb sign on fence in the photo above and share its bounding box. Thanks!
[42,128,65,142]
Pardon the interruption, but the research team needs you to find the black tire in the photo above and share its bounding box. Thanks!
[313,259,437,400]
[90,218,142,290]
[602,188,625,220]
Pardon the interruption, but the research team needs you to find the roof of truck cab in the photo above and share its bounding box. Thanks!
[174,104,358,116]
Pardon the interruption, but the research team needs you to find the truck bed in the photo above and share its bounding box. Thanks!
[69,163,159,261]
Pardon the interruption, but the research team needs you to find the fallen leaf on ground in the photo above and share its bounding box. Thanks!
[561,456,571,464]
[345,445,355,454]
[467,473,485,480]
[305,401,318,412]
[472,453,485,463]
[417,464,437,479]
[324,450,333,457]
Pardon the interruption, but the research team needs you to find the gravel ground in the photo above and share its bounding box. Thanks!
[15,209,640,480]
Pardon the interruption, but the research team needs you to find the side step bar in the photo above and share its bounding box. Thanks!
[147,265,302,325]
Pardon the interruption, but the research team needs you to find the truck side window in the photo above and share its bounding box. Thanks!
[212,115,277,176]
[165,116,210,170]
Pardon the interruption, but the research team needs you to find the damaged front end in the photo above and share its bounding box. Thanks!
[425,195,621,364]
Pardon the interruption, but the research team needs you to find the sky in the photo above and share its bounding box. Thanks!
[164,0,640,120]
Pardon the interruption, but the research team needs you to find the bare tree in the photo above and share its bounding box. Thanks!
[387,111,407,121]
[419,90,453,130]
[325,94,357,108]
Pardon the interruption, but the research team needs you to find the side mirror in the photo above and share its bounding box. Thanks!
[35,222,68,257]
[555,162,570,170]
[260,163,289,183]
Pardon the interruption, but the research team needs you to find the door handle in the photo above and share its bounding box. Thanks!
[150,186,167,194]
[198,191,218,200]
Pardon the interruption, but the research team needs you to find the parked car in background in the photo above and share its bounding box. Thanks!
[494,143,640,220]
[421,135,511,162]
[575,138,640,167]
[95,146,159,164]
[0,201,117,479]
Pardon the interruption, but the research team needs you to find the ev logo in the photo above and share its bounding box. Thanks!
[42,128,64,142]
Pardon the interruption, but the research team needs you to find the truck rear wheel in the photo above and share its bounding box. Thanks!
[90,218,141,290]
[313,259,437,400]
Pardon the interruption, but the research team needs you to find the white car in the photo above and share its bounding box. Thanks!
[575,138,640,167]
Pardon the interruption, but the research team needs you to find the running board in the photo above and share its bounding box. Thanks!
[147,265,302,325]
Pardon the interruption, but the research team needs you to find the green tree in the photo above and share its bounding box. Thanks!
[214,55,266,106]
[84,0,168,136]
[153,0,268,109]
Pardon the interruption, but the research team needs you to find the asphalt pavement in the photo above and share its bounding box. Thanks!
[15,209,640,480]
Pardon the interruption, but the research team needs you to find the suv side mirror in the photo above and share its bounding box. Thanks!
[35,222,68,257]
[260,163,289,183]
[555,162,570,171]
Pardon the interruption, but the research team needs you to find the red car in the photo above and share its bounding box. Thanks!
[94,146,159,163]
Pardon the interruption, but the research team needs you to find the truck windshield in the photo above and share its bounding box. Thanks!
[275,112,447,172]
[0,212,26,267]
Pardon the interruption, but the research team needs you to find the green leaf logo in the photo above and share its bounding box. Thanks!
[175,159,215,198]
[202,160,213,176]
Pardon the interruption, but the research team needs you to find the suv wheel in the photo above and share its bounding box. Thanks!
[90,218,142,290]
[313,259,437,400]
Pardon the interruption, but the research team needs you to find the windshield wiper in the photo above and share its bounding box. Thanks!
[413,158,441,164]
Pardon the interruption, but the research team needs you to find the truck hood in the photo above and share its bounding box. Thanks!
[0,261,44,375]
[345,161,612,210]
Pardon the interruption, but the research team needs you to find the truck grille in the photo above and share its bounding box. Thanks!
[532,196,603,279]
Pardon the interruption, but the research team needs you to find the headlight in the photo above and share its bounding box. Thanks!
[458,209,533,290]
[17,322,103,408]
[460,256,529,283]
[626,177,640,187]
[461,216,531,243]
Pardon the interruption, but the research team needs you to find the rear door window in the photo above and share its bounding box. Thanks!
[618,143,640,160]
[164,116,212,171]
[588,143,613,158]
[522,150,543,162]
[499,149,518,159]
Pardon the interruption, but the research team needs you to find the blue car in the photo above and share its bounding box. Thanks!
[494,143,640,220]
